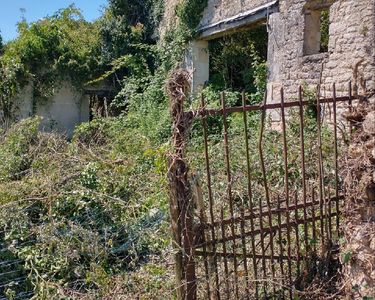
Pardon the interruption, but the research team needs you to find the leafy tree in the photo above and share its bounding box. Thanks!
[0,5,102,122]
[0,32,3,55]
[94,0,164,109]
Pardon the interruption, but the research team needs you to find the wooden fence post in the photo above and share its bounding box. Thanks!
[167,69,197,300]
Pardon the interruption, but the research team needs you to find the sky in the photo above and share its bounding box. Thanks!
[0,0,108,42]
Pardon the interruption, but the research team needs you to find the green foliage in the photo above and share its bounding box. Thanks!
[0,117,40,182]
[0,5,102,120]
[342,251,352,264]
[0,32,3,55]
[320,9,329,53]
[208,26,268,94]
[107,0,164,40]
[92,0,166,114]
[176,0,208,36]
[0,1,285,298]
[0,117,171,298]
[0,60,25,124]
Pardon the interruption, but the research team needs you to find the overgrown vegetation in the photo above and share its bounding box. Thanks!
[320,9,329,53]
[0,1,209,298]
[208,26,268,93]
[0,0,286,298]
[0,6,102,123]
[0,117,172,299]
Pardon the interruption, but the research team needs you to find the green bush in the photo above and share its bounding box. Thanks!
[0,117,40,182]
[0,116,171,298]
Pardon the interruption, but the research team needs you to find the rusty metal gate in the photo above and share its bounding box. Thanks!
[168,80,360,300]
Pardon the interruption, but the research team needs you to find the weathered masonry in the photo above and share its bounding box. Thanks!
[178,0,375,99]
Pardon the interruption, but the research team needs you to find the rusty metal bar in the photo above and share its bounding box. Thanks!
[221,92,239,299]
[242,92,260,299]
[316,87,325,244]
[199,211,211,299]
[332,84,340,234]
[294,193,301,275]
[311,186,317,252]
[258,92,274,295]
[207,196,342,228]
[220,208,230,299]
[277,194,286,298]
[327,187,333,241]
[298,86,309,252]
[348,81,353,139]
[195,251,297,261]
[200,212,339,248]
[239,93,250,300]
[280,88,293,295]
[240,205,250,300]
[183,86,353,299]
[200,95,220,299]
[185,95,357,118]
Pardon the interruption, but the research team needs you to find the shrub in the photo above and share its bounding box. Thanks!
[0,117,41,181]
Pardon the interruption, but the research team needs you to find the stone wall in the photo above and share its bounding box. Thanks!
[199,0,275,29]
[159,0,276,37]
[159,0,375,103]
[158,0,181,38]
[268,0,375,102]
[12,82,89,137]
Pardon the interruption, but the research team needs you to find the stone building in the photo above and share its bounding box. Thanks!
[164,0,375,101]
[9,81,112,138]
[9,82,90,137]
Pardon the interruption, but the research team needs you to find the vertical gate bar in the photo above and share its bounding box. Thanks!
[332,83,340,234]
[183,188,197,300]
[348,81,353,138]
[239,99,250,300]
[239,94,250,299]
[276,195,286,298]
[221,208,230,299]
[298,86,309,252]
[294,193,301,275]
[240,205,250,300]
[242,92,260,299]
[199,208,211,299]
[327,187,333,240]
[201,234,211,299]
[258,92,275,296]
[316,88,325,244]
[221,92,239,299]
[311,186,317,252]
[201,95,220,299]
[280,88,293,298]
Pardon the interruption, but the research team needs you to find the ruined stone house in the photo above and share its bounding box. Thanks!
[7,81,113,138]
[163,0,375,101]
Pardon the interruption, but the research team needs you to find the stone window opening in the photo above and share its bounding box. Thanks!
[303,7,330,56]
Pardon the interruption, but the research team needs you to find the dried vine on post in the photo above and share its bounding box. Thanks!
[167,68,197,300]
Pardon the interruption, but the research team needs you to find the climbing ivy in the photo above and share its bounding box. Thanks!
[176,0,208,36]
[102,0,209,113]
[0,5,102,121]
